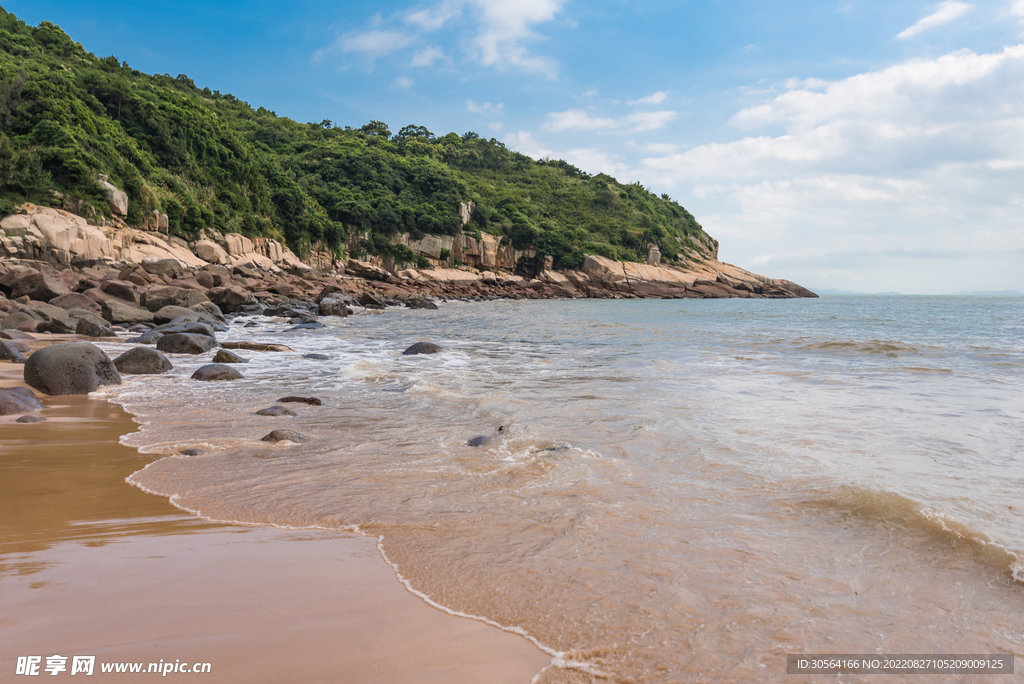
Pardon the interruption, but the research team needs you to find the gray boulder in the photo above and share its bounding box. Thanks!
[278,396,322,406]
[141,258,184,277]
[142,286,210,312]
[76,317,114,338]
[23,342,121,395]
[191,364,244,381]
[317,297,351,317]
[357,293,386,309]
[261,429,306,443]
[212,349,247,363]
[49,292,102,313]
[38,318,75,334]
[255,405,297,416]
[11,271,70,302]
[15,414,46,423]
[100,279,140,304]
[102,299,155,324]
[406,297,439,310]
[403,341,442,355]
[157,333,217,355]
[0,387,43,414]
[113,347,173,375]
[0,340,26,363]
[153,305,202,325]
[207,286,255,313]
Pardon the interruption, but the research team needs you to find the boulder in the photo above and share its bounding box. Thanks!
[0,339,26,363]
[102,299,155,325]
[156,333,217,355]
[97,174,128,215]
[220,341,293,352]
[3,311,37,330]
[50,292,101,313]
[0,387,42,415]
[403,341,442,355]
[255,405,297,417]
[38,318,75,334]
[260,429,306,443]
[100,279,141,304]
[317,297,351,317]
[113,347,174,374]
[75,317,114,337]
[358,293,386,309]
[143,286,210,312]
[181,322,217,339]
[277,396,322,406]
[191,364,244,381]
[15,414,46,423]
[345,259,390,282]
[302,353,330,360]
[212,349,247,364]
[207,286,255,313]
[194,240,229,265]
[141,258,184,277]
[10,271,70,302]
[406,297,438,310]
[153,305,202,325]
[190,301,226,322]
[23,342,122,395]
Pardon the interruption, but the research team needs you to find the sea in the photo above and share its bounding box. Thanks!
[96,295,1024,682]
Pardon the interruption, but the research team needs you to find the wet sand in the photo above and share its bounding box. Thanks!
[0,363,549,683]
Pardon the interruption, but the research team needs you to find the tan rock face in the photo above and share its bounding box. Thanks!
[0,205,115,264]
[97,175,128,216]
[194,239,229,264]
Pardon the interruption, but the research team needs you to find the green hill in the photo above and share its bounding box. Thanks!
[0,8,714,270]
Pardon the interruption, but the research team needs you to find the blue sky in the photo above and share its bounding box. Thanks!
[7,0,1024,293]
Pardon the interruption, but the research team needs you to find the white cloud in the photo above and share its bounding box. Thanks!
[411,45,447,67]
[468,0,566,76]
[393,75,415,89]
[896,1,972,40]
[467,100,505,114]
[637,44,1024,292]
[317,30,415,59]
[405,0,462,30]
[545,108,677,133]
[506,131,554,159]
[628,91,668,106]
[545,109,617,132]
[741,44,760,54]
[489,121,503,131]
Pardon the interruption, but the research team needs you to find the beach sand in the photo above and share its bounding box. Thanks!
[0,362,549,683]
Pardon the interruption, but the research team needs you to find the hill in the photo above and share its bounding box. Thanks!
[0,8,713,271]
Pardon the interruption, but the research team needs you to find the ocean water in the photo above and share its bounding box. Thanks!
[99,296,1024,682]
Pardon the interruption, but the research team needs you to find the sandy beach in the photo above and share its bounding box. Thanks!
[0,361,549,683]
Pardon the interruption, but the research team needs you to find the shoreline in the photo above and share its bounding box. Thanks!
[0,362,550,683]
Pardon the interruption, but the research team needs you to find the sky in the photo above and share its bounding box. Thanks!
[7,0,1024,293]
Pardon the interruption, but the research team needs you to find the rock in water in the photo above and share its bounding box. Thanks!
[467,435,490,447]
[277,396,322,406]
[261,429,306,443]
[406,297,439,310]
[15,414,46,423]
[255,405,298,416]
[178,448,205,456]
[303,353,330,360]
[0,387,43,415]
[191,364,244,381]
[113,347,174,375]
[76,316,115,338]
[403,341,442,355]
[212,349,247,364]
[0,340,26,363]
[23,342,122,395]
[157,333,218,355]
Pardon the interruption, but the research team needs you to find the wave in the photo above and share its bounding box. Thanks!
[801,485,1024,582]
[798,339,936,355]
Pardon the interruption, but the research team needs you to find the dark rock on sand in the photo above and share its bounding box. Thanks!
[255,405,298,417]
[0,340,26,363]
[76,316,115,338]
[277,396,322,406]
[467,435,490,447]
[157,333,218,355]
[261,429,306,443]
[302,353,330,360]
[0,387,43,414]
[403,341,442,355]
[15,414,46,423]
[23,342,122,395]
[38,318,75,334]
[113,347,173,375]
[212,349,247,364]
[191,364,244,381]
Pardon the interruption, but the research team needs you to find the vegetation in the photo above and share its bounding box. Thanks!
[0,9,714,266]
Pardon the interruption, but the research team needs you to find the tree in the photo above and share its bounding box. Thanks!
[360,120,391,138]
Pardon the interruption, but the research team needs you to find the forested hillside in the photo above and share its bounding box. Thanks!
[0,8,714,269]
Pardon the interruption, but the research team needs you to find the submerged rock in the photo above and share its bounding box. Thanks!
[220,341,294,352]
[467,435,490,447]
[255,405,298,417]
[113,347,173,375]
[0,387,43,415]
[23,342,121,396]
[302,353,330,360]
[191,364,244,381]
[277,396,322,406]
[403,341,442,355]
[15,414,46,423]
[212,349,247,364]
[178,448,205,456]
[261,429,306,443]
[406,297,439,310]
